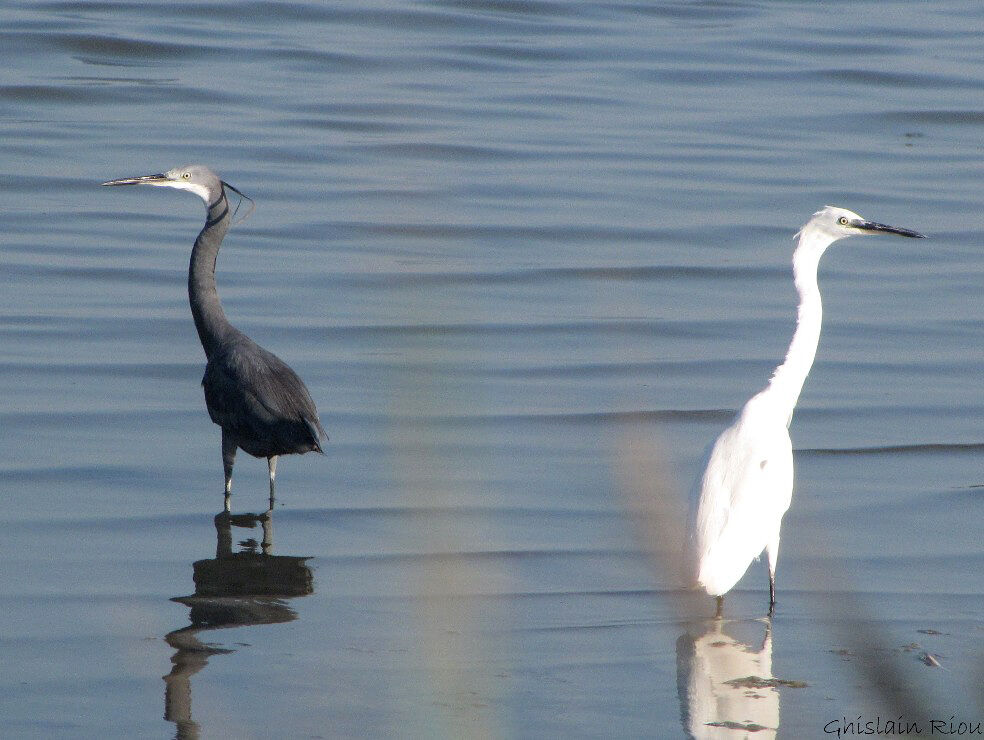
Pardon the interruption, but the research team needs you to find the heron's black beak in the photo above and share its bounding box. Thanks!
[856,220,925,238]
[101,174,169,186]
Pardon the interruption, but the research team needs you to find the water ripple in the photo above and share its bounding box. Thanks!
[805,442,984,457]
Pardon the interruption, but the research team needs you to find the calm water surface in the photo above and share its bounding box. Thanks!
[1,1,982,737]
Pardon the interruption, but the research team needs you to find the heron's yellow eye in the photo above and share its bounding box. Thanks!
[838,216,848,226]
[182,172,190,179]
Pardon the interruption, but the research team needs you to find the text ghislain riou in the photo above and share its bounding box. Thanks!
[824,716,983,737]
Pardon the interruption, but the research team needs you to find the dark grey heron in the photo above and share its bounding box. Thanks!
[103,165,326,510]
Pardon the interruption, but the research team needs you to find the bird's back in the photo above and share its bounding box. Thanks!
[202,330,325,459]
[687,394,794,595]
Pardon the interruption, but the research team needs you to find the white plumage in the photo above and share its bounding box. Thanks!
[686,206,924,615]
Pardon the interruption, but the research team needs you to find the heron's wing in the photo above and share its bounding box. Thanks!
[202,338,326,447]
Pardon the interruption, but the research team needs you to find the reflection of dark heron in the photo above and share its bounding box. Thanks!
[163,510,313,739]
[676,619,779,739]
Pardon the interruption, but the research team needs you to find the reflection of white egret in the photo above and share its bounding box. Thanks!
[686,207,924,615]
[677,620,777,739]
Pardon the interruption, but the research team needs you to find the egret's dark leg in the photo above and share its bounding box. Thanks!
[267,455,278,509]
[221,430,237,512]
[715,595,724,618]
[766,534,780,617]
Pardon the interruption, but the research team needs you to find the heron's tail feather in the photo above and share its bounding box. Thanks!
[305,417,327,453]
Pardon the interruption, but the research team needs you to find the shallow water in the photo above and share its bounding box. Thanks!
[1,1,982,737]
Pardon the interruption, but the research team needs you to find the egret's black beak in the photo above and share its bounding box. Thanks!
[855,220,925,239]
[101,174,169,186]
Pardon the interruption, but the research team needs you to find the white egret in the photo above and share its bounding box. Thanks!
[686,206,924,616]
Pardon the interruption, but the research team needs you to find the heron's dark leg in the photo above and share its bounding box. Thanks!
[267,455,278,510]
[261,509,273,555]
[214,510,233,558]
[768,575,776,616]
[715,595,724,619]
[221,430,237,513]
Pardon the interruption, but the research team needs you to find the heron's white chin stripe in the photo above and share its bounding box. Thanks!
[151,180,212,202]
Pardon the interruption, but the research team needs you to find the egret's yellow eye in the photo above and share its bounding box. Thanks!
[182,172,191,179]
[838,216,849,226]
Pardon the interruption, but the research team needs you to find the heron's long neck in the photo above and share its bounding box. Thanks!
[765,232,829,425]
[189,191,233,359]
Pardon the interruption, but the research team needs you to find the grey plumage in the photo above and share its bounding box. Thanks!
[203,331,324,458]
[103,164,325,509]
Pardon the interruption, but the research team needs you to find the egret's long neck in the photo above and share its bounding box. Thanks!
[766,230,831,426]
[188,190,233,359]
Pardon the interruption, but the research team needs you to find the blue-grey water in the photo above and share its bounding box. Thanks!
[1,1,982,737]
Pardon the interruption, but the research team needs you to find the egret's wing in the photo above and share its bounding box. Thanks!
[689,419,792,591]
